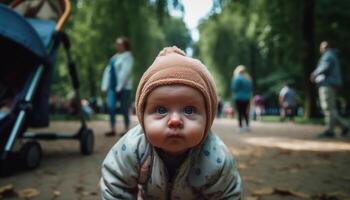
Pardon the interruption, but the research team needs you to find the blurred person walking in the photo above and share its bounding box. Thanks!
[231,65,253,132]
[101,37,134,136]
[279,83,297,122]
[253,94,264,121]
[310,41,349,138]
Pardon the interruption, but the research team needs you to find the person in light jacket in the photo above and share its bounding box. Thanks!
[101,46,242,199]
[101,37,134,136]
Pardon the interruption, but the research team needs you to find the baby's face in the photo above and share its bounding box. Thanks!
[144,85,206,156]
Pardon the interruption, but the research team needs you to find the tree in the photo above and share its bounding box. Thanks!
[196,0,350,118]
[52,0,191,99]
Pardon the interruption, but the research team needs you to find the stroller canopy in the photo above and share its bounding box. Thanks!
[0,4,53,59]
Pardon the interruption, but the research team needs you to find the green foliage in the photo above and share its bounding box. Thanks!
[197,0,350,110]
[315,0,350,97]
[163,16,192,50]
[52,0,191,99]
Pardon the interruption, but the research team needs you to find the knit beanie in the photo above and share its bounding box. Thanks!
[135,47,218,140]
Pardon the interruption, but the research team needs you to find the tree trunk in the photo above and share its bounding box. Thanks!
[88,64,96,97]
[250,43,257,92]
[302,0,317,119]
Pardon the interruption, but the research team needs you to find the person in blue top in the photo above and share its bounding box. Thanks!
[231,65,253,132]
[101,48,119,136]
[310,41,349,138]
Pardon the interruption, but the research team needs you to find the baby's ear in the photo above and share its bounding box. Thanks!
[158,46,186,57]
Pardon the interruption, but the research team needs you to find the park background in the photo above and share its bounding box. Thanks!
[1,0,350,199]
[45,0,350,119]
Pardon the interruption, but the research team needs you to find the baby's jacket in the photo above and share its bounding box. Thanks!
[101,125,242,199]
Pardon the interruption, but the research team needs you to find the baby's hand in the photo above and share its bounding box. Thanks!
[158,46,186,57]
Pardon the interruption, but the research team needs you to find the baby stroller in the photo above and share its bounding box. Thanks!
[0,0,94,175]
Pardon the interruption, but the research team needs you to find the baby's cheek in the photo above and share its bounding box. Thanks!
[144,123,164,146]
[146,132,164,147]
[186,123,206,145]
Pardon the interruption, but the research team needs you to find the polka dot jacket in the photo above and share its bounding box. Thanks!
[101,125,242,199]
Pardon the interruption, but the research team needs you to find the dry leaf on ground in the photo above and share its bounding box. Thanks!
[18,188,40,198]
[243,176,263,184]
[53,190,61,197]
[312,192,348,200]
[238,163,248,170]
[75,185,84,193]
[43,168,57,176]
[252,187,309,199]
[245,196,259,200]
[90,191,98,196]
[273,188,309,199]
[0,184,17,198]
[252,187,274,196]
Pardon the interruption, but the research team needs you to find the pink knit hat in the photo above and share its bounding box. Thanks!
[135,47,218,139]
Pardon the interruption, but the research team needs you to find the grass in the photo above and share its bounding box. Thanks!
[50,113,350,126]
[50,113,109,121]
[260,115,350,125]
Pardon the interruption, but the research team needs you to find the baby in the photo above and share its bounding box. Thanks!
[101,47,242,199]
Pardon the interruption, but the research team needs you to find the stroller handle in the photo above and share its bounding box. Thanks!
[56,0,71,31]
[10,0,71,31]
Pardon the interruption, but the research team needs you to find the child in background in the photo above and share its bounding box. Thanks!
[253,94,264,121]
[279,83,297,122]
[101,46,242,199]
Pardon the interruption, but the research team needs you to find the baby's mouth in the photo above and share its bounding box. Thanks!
[165,131,184,138]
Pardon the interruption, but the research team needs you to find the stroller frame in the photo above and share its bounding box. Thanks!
[0,0,94,175]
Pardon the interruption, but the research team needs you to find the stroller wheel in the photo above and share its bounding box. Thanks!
[80,128,94,155]
[20,141,42,170]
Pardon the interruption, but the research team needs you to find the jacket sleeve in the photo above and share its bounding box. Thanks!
[203,155,242,200]
[100,136,139,199]
[311,53,332,78]
[101,66,110,92]
[117,53,134,91]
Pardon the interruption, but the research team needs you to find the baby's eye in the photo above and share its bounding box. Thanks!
[184,106,195,115]
[156,106,167,115]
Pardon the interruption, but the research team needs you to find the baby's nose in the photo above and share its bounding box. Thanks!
[167,113,183,128]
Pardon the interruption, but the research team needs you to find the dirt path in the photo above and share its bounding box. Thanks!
[1,117,350,199]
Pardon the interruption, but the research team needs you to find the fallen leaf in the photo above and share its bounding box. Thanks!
[243,176,263,184]
[75,185,84,193]
[252,187,274,196]
[0,184,17,198]
[90,191,98,196]
[53,190,61,197]
[274,188,309,199]
[18,188,40,198]
[238,163,248,170]
[43,168,57,176]
[246,159,257,167]
[245,196,259,200]
[82,191,90,196]
[252,187,309,199]
[315,152,331,160]
[312,192,348,200]
[277,149,292,155]
[276,163,304,172]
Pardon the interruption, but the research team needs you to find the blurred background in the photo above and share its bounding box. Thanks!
[3,0,349,119]
[1,0,350,199]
